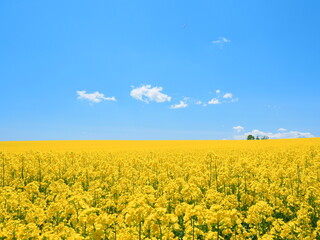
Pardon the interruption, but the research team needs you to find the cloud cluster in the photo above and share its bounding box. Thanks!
[130,85,171,103]
[233,127,314,140]
[77,91,116,103]
[76,86,238,110]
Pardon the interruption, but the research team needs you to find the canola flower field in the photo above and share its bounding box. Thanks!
[1,139,320,240]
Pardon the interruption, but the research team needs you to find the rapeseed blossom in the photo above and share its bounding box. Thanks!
[0,139,319,239]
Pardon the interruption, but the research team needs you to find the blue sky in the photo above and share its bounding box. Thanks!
[1,0,319,140]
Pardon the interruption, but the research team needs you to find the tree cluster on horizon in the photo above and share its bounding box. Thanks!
[247,135,269,140]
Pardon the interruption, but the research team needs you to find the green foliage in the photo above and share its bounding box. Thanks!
[247,135,269,140]
[247,135,255,140]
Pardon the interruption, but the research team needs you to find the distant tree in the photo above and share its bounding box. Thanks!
[261,136,269,140]
[247,135,255,140]
[256,136,260,140]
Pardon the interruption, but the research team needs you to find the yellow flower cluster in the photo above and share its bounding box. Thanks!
[0,138,320,239]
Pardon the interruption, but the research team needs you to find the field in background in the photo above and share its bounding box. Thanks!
[1,138,320,239]
[1,138,320,153]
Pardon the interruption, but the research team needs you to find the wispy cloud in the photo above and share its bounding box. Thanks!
[77,91,116,103]
[278,128,287,132]
[130,85,171,103]
[223,92,238,103]
[223,93,233,99]
[234,129,314,140]
[233,126,244,132]
[170,101,188,109]
[212,37,231,44]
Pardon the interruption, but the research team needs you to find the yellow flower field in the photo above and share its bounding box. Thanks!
[1,138,320,239]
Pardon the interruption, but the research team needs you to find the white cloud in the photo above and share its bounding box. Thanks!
[206,91,238,105]
[77,91,116,103]
[212,37,231,44]
[195,100,202,105]
[278,128,287,132]
[208,98,221,104]
[223,93,233,99]
[233,126,244,132]
[234,129,314,140]
[130,85,171,103]
[170,101,188,109]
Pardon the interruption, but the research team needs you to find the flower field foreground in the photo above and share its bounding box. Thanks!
[1,138,320,239]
